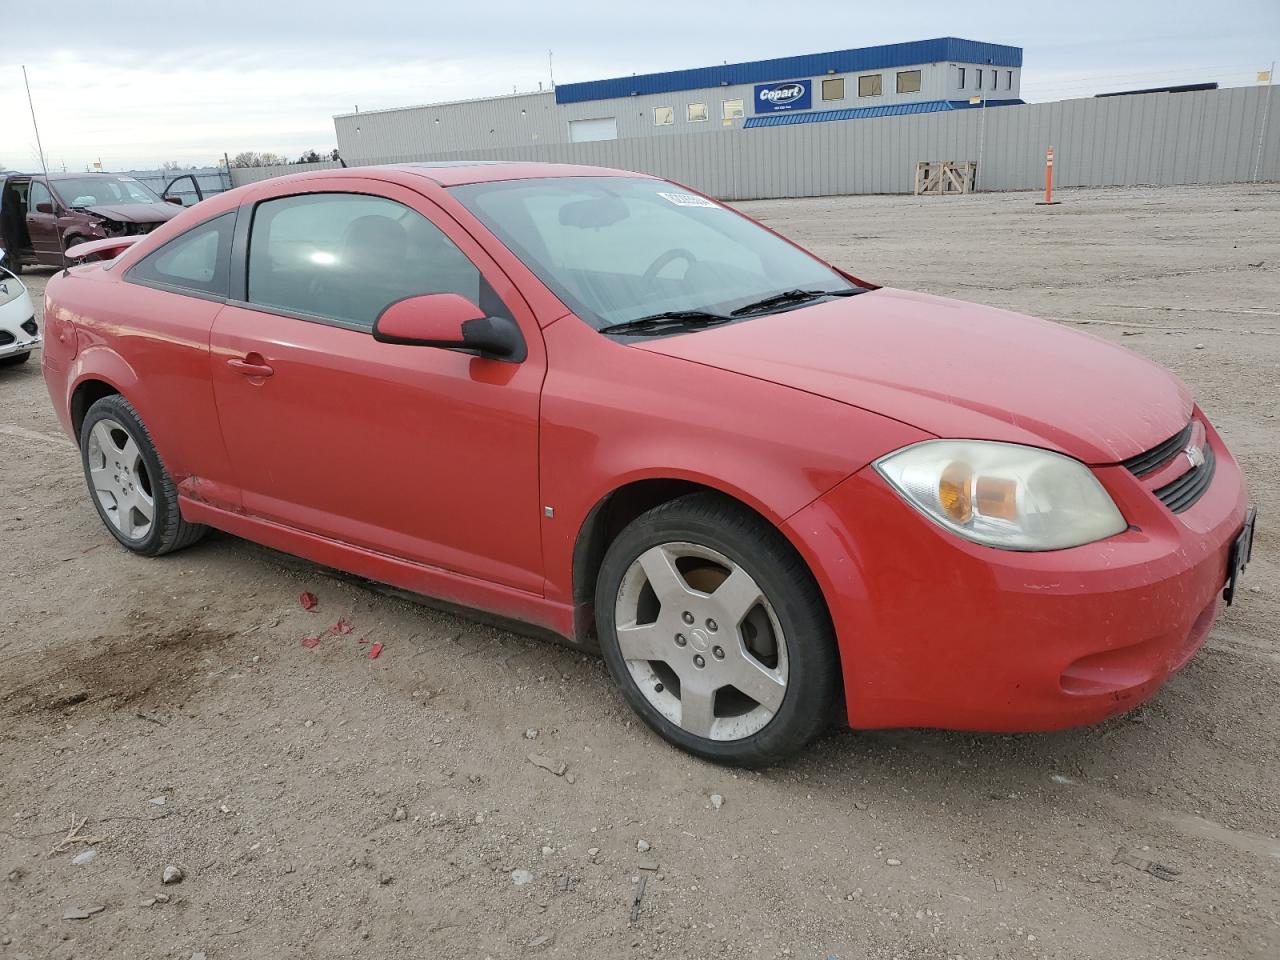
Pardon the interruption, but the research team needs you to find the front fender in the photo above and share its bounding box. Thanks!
[539,316,931,612]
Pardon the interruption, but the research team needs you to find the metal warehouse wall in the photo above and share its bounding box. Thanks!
[333,86,1278,199]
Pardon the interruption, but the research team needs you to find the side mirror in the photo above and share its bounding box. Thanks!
[372,293,526,362]
[164,195,184,206]
[35,202,54,215]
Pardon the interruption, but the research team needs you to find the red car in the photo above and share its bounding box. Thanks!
[41,163,1254,765]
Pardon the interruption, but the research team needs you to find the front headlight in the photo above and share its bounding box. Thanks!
[0,276,25,307]
[874,440,1127,551]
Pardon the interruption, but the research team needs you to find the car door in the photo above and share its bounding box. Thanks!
[209,179,546,594]
[163,174,204,208]
[25,180,61,261]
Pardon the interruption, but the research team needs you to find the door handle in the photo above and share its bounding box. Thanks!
[227,354,274,378]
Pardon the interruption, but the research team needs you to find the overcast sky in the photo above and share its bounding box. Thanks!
[2,0,1276,172]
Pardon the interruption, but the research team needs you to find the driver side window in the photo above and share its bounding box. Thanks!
[29,181,53,211]
[246,192,500,331]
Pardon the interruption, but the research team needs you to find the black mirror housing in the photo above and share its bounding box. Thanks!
[460,315,527,362]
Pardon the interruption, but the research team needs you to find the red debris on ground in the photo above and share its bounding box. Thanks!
[301,636,321,649]
[369,642,383,660]
[357,638,370,645]
[299,591,319,611]
[330,617,353,635]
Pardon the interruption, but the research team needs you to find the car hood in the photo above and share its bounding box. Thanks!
[81,203,179,224]
[637,288,1192,464]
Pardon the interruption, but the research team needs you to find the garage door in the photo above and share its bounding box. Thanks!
[568,117,618,143]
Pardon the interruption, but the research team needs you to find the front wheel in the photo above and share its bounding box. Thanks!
[63,236,98,265]
[595,493,839,766]
[79,394,207,556]
[0,351,31,367]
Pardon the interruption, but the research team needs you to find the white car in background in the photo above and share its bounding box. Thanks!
[0,250,40,367]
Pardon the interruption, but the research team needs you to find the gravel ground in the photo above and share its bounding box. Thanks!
[1,182,1277,960]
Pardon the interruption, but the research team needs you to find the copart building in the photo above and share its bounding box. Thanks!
[334,37,1023,163]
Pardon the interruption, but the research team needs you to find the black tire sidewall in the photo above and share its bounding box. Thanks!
[596,495,838,766]
[79,396,175,555]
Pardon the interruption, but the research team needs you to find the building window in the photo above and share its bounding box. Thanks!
[821,77,845,101]
[1005,70,1013,90]
[687,102,708,122]
[958,67,966,89]
[654,106,674,126]
[858,74,882,97]
[974,69,983,91]
[722,98,744,119]
[896,70,921,94]
[990,70,998,90]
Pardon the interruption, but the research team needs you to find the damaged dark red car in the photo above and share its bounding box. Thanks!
[0,172,180,272]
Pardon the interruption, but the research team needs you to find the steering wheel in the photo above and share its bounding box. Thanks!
[643,248,698,283]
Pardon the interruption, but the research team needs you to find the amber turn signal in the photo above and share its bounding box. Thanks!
[938,462,973,523]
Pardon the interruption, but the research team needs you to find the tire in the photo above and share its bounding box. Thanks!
[0,351,31,366]
[79,394,208,556]
[595,493,839,766]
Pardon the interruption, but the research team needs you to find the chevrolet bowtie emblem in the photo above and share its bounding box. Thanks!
[1185,445,1206,469]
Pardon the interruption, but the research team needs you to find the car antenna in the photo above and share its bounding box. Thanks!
[22,64,71,277]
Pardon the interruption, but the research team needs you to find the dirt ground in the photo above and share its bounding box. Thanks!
[2,183,1278,960]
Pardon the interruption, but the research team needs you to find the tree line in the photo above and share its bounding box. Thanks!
[228,149,342,168]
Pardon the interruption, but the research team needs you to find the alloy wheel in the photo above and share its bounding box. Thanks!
[613,542,788,741]
[86,418,155,540]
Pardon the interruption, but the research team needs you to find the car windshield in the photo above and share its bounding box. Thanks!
[51,176,161,208]
[450,176,857,330]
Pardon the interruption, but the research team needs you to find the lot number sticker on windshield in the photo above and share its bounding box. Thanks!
[658,192,718,208]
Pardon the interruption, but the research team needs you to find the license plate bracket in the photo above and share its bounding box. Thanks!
[1223,507,1257,606]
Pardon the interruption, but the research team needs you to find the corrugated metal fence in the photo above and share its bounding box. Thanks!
[120,165,232,198]
[229,160,344,187]
[335,86,1278,200]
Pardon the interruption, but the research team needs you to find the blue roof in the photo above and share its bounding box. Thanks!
[555,38,1022,105]
[742,98,1024,128]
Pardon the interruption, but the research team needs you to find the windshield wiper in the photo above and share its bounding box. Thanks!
[729,287,867,317]
[598,310,733,336]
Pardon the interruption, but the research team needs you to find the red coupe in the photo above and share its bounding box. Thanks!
[41,163,1254,765]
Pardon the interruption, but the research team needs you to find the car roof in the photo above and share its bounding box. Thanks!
[301,161,657,188]
[47,172,132,180]
[397,161,656,186]
[1,172,130,181]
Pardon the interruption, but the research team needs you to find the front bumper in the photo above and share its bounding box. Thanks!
[0,296,40,358]
[785,415,1249,732]
[0,332,41,358]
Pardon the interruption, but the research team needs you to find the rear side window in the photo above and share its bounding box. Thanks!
[128,212,234,297]
[246,193,494,330]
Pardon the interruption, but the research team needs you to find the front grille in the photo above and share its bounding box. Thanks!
[21,317,37,336]
[0,331,13,346]
[1153,444,1216,513]
[1121,422,1194,477]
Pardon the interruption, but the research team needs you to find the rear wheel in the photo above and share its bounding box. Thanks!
[596,493,839,766]
[79,395,207,556]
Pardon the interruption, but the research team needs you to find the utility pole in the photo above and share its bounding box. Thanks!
[548,50,556,90]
